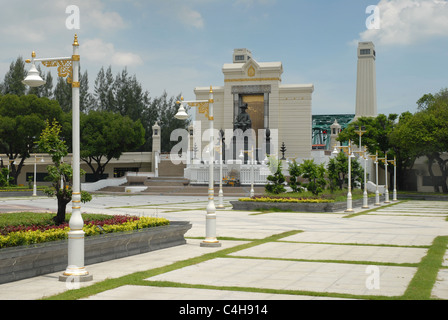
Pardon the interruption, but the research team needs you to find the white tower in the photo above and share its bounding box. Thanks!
[355,42,377,118]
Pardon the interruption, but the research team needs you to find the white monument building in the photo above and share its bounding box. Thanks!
[192,48,314,162]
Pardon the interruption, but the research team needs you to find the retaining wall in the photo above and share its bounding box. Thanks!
[0,221,191,284]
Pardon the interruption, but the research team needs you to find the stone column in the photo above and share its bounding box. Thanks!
[152,122,161,175]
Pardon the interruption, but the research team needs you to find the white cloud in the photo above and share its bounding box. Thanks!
[176,6,205,29]
[359,0,448,45]
[81,38,143,67]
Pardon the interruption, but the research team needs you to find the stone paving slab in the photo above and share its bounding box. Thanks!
[146,257,417,297]
[83,285,349,300]
[432,269,448,300]
[230,242,427,264]
[281,230,437,247]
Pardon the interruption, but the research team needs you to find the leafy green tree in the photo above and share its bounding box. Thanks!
[299,159,327,196]
[80,111,145,181]
[0,167,12,187]
[327,152,363,191]
[390,88,448,192]
[0,94,64,184]
[37,121,91,225]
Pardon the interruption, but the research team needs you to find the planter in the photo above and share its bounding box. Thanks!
[231,196,382,213]
[0,221,191,284]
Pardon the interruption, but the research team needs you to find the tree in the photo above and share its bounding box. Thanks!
[299,159,327,196]
[155,92,190,152]
[288,159,302,192]
[391,89,448,192]
[37,121,91,225]
[93,66,115,112]
[265,155,286,194]
[0,94,64,184]
[54,69,92,113]
[1,57,27,96]
[80,111,145,181]
[327,152,363,191]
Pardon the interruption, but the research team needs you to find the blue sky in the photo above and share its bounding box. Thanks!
[1,0,447,115]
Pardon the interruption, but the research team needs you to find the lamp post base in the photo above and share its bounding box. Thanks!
[200,240,222,248]
[59,273,93,283]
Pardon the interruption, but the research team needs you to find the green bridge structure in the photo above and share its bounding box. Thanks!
[312,114,355,150]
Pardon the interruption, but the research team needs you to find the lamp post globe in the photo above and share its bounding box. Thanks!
[22,62,46,87]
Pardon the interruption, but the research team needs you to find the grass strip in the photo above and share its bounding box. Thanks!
[402,236,448,300]
[343,201,403,218]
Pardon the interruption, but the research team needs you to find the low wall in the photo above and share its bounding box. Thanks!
[0,221,191,284]
[231,196,383,213]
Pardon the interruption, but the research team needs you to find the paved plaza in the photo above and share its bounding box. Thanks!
[0,194,447,302]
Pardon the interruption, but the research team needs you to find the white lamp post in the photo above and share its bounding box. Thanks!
[217,133,224,209]
[23,35,92,282]
[175,87,221,247]
[354,126,368,209]
[33,155,44,197]
[332,140,354,212]
[370,151,380,206]
[392,156,397,201]
[383,153,390,203]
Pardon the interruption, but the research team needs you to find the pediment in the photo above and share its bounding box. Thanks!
[242,59,260,78]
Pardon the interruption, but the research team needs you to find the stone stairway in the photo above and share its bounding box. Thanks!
[96,175,264,197]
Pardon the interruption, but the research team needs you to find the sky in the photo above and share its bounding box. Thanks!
[0,0,447,116]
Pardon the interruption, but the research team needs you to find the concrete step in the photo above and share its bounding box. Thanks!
[145,177,190,187]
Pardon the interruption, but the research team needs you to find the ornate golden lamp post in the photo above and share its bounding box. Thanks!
[23,35,92,282]
[176,87,221,247]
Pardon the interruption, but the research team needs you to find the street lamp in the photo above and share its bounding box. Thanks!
[217,130,225,209]
[354,126,368,209]
[239,146,255,198]
[23,35,92,282]
[391,156,398,201]
[175,87,221,247]
[332,140,355,212]
[369,151,381,206]
[379,153,390,204]
[33,155,44,197]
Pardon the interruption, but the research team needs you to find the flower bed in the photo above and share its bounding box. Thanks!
[238,196,334,203]
[0,215,169,249]
[231,195,380,212]
[0,218,192,284]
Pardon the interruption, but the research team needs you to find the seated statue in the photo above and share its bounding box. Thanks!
[234,103,252,132]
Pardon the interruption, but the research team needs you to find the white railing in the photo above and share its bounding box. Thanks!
[185,163,271,185]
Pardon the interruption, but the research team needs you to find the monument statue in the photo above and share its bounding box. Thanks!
[234,103,252,131]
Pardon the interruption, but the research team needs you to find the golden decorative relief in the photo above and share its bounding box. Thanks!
[247,65,256,77]
[225,77,281,83]
[41,59,73,84]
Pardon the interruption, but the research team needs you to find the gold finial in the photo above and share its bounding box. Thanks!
[209,85,213,93]
[73,34,79,46]
[26,51,36,63]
